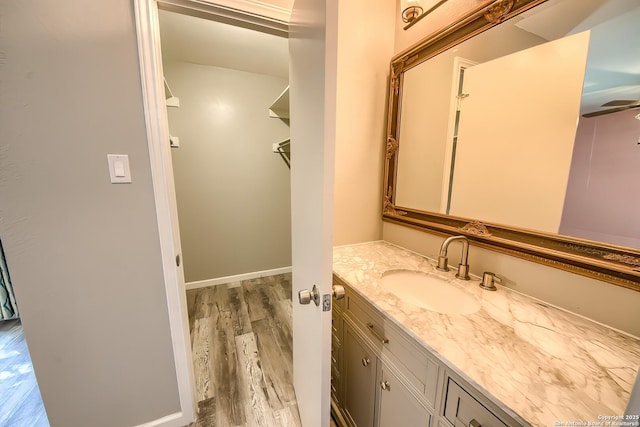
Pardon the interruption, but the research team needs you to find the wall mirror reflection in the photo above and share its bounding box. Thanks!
[384,0,640,289]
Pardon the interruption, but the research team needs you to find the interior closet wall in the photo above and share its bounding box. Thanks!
[164,61,291,283]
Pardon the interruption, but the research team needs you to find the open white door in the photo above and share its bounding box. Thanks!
[288,0,337,426]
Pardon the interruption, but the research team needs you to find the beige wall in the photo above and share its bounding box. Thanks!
[164,61,291,282]
[0,1,181,426]
[332,0,396,245]
[382,0,640,336]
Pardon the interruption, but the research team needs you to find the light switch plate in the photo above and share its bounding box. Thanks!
[170,135,180,148]
[107,154,131,183]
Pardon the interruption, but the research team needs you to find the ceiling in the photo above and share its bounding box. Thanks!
[158,8,289,79]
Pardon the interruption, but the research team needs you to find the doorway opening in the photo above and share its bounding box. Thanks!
[156,4,296,424]
[157,6,292,288]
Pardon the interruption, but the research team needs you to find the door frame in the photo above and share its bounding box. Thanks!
[132,1,290,425]
[133,1,195,425]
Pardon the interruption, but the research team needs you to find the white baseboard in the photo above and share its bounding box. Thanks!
[133,411,191,427]
[185,266,292,291]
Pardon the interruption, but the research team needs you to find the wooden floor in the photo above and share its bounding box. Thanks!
[186,273,303,427]
[1,275,339,427]
[0,319,49,427]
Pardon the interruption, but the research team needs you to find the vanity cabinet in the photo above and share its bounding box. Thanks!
[332,276,436,427]
[340,319,432,427]
[331,275,525,427]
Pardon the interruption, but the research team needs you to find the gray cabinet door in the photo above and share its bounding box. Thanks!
[343,323,377,427]
[376,362,431,427]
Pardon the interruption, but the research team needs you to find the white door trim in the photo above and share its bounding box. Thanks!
[159,0,289,35]
[133,1,196,425]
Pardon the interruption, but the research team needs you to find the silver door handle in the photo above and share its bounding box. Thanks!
[380,380,390,391]
[298,284,320,306]
[361,357,370,367]
[332,284,345,300]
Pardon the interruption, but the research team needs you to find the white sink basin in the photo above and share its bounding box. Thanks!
[380,270,480,315]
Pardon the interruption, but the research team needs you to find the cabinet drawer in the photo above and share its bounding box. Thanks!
[444,378,507,427]
[345,292,385,349]
[346,288,438,406]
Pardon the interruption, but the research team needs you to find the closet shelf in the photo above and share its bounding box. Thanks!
[268,86,289,119]
[164,77,180,108]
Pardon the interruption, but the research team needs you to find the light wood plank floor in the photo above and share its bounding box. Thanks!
[0,319,49,427]
[186,273,303,427]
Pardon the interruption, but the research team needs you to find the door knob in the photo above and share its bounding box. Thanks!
[298,284,320,306]
[380,380,390,391]
[361,357,370,367]
[332,284,345,300]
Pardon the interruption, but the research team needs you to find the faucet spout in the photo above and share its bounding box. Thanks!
[436,235,471,280]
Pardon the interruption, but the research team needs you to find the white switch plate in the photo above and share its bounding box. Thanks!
[107,154,131,183]
[170,135,180,148]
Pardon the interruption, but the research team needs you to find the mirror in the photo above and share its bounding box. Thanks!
[383,0,640,290]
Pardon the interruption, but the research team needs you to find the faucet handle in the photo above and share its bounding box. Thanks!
[479,271,500,291]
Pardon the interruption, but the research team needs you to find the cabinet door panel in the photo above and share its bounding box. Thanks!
[343,324,377,427]
[377,363,431,427]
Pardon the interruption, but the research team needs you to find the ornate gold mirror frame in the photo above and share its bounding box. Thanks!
[382,0,640,292]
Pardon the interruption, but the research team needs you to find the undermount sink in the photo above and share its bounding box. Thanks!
[380,270,481,315]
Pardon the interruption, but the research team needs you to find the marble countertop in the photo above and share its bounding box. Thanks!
[333,241,640,427]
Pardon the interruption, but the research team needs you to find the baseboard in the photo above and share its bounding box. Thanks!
[133,411,192,427]
[185,266,292,290]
